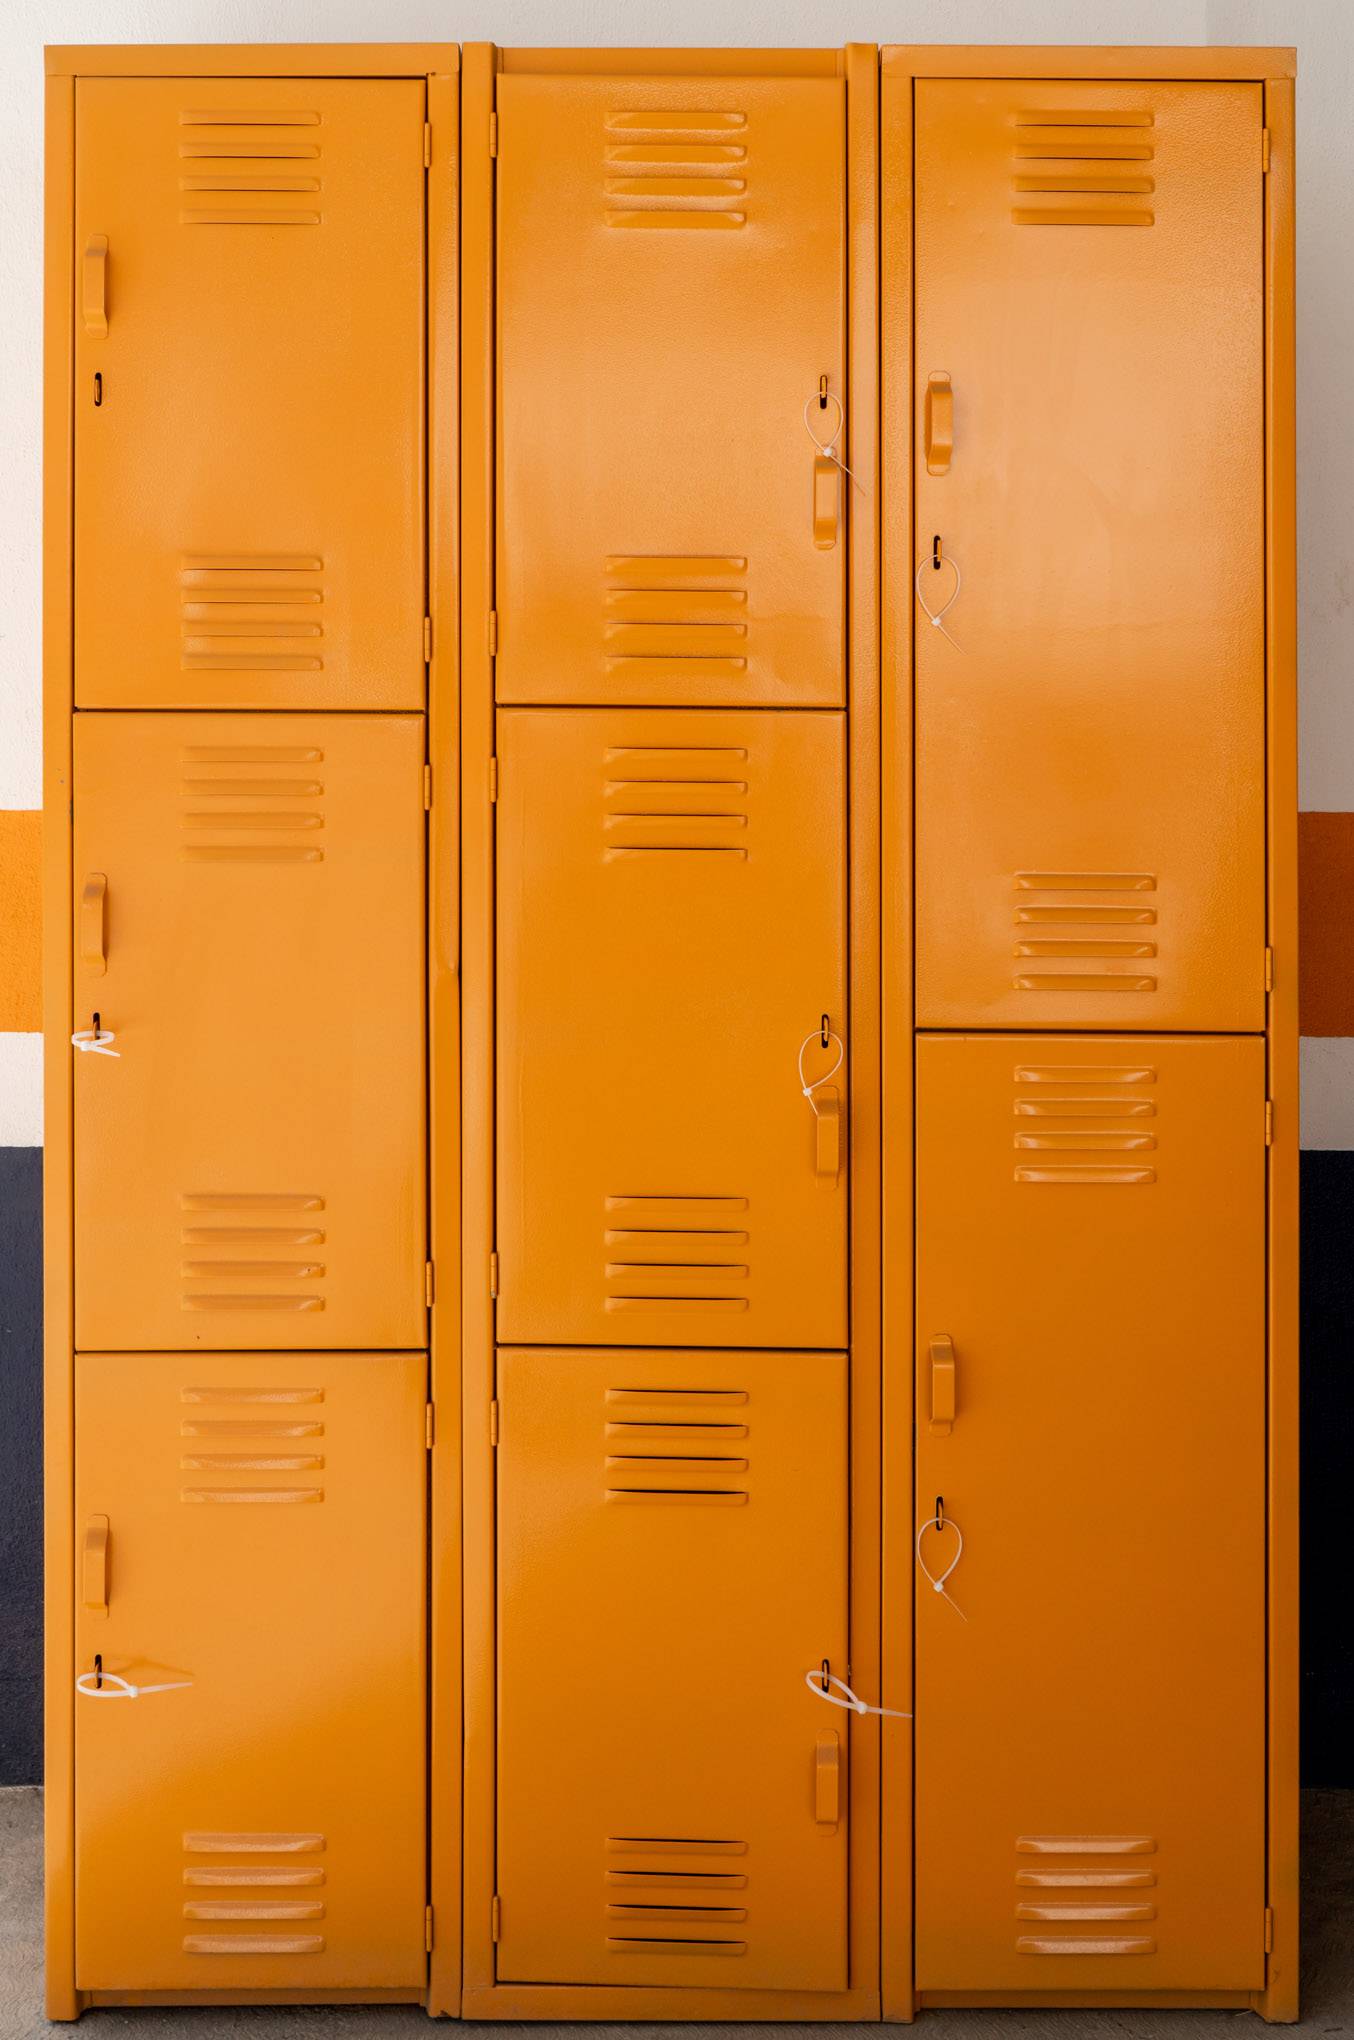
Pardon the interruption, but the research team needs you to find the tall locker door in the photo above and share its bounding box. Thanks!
[913,81,1264,1030]
[914,1035,1266,1990]
[73,1351,425,1991]
[73,78,425,709]
[496,708,848,1348]
[496,1347,848,1990]
[73,714,425,1350]
[495,71,845,706]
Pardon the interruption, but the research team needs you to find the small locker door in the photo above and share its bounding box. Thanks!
[74,1351,425,1991]
[73,714,425,1350]
[74,78,425,709]
[496,71,846,706]
[496,708,848,1348]
[496,1347,848,1990]
[913,82,1264,1030]
[914,1035,1265,1991]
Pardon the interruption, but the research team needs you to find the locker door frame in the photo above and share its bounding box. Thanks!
[457,41,883,2023]
[880,43,1298,2027]
[42,40,459,2022]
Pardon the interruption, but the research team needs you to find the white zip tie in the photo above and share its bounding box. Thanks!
[916,1513,969,1621]
[914,552,962,650]
[798,1028,844,1101]
[805,1668,911,1720]
[71,1027,119,1058]
[76,1671,192,1700]
[803,391,863,489]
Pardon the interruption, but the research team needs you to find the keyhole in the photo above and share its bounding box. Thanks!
[93,372,103,408]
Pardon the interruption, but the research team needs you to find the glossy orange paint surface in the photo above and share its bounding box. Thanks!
[495,707,848,1349]
[73,1350,426,1992]
[495,72,846,707]
[914,80,1265,1031]
[73,77,426,711]
[914,1034,1266,1990]
[495,1346,849,1990]
[72,713,426,1352]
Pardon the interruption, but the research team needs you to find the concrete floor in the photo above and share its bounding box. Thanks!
[2,1790,1349,2040]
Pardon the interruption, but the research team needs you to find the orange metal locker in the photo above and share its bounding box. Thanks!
[913,79,1266,1032]
[73,1350,426,1993]
[72,713,426,1351]
[495,1346,849,1990]
[495,707,848,1349]
[73,77,426,710]
[914,1034,1266,1990]
[495,71,846,707]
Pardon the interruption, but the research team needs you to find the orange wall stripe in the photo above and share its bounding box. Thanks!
[1299,811,1354,1037]
[0,811,41,1031]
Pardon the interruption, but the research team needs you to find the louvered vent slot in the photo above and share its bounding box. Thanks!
[178,738,325,865]
[179,109,321,224]
[180,555,325,680]
[604,1384,749,1504]
[182,1831,326,1954]
[604,1836,749,1953]
[604,109,747,229]
[603,556,750,683]
[1012,871,1158,993]
[1015,1835,1158,1955]
[179,1383,325,1505]
[179,1191,327,1315]
[603,740,749,857]
[1012,109,1155,226]
[603,1195,751,1313]
[1013,1063,1157,1186]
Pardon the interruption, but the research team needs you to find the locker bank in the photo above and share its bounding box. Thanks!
[41,39,1298,2023]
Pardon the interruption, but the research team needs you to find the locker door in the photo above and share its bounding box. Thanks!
[496,708,847,1348]
[914,1035,1265,1991]
[496,72,845,707]
[74,1350,425,1992]
[496,1347,848,1990]
[74,78,424,709]
[73,714,425,1351]
[913,81,1264,1030]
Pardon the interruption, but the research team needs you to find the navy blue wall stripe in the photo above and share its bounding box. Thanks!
[0,1148,1348,1786]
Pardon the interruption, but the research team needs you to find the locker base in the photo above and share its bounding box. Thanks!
[918,1991,1255,2011]
[85,1990,425,2009]
[460,1985,882,2021]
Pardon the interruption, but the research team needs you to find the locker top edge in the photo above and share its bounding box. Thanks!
[881,44,1294,79]
[45,43,461,77]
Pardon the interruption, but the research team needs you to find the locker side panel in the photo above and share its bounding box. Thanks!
[495,72,846,707]
[495,708,848,1349]
[73,713,426,1351]
[913,80,1265,1031]
[914,1034,1266,1992]
[495,1347,849,1991]
[73,1350,426,1992]
[73,77,425,710]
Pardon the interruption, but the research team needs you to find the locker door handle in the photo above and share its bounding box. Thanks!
[80,874,108,974]
[924,371,953,474]
[929,1333,956,1434]
[83,235,109,338]
[83,1516,110,1614]
[812,454,840,550]
[811,1086,841,1179]
[814,1730,840,1824]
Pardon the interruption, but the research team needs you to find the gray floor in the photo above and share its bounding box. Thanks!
[2,1789,1349,2038]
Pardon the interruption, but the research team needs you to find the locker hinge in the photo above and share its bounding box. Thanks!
[490,1399,500,1446]
[425,1903,435,1952]
[425,1260,435,1307]
[489,757,499,803]
[1264,1905,1274,1953]
[425,1403,435,1450]
[1261,127,1271,172]
[1265,1100,1275,1147]
[489,1250,499,1298]
[423,616,433,663]
[1264,944,1275,992]
[489,111,498,158]
[488,609,498,656]
[423,763,432,811]
[423,121,432,169]
[491,1895,501,1942]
